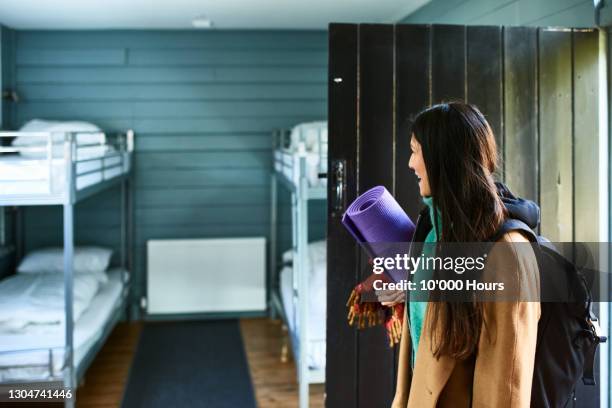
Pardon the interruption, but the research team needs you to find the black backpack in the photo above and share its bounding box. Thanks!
[492,219,607,408]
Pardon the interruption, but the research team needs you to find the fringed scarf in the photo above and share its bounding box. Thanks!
[346,272,405,347]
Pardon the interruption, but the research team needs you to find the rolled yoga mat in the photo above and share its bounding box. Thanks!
[342,185,415,282]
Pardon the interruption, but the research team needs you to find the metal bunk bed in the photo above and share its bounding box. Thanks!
[0,128,134,407]
[269,123,327,408]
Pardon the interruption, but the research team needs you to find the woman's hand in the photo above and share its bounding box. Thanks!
[375,288,405,307]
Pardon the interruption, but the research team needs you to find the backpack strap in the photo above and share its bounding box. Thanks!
[489,218,537,243]
[582,306,608,385]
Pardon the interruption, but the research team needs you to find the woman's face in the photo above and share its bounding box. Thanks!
[409,134,431,197]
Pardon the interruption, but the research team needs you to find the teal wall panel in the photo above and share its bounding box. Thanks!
[15,30,328,313]
[0,27,4,128]
[16,31,328,49]
[18,101,326,119]
[17,83,326,100]
[0,26,17,279]
[401,0,595,27]
[18,66,327,83]
[1,25,16,128]
[17,48,127,65]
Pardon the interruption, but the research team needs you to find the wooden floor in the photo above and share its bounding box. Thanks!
[68,318,323,408]
[76,322,142,408]
[240,318,325,408]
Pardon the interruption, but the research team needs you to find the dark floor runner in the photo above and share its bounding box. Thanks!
[121,320,256,408]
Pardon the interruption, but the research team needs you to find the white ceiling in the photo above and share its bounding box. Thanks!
[0,0,430,30]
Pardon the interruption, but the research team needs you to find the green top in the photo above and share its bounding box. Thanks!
[409,196,440,366]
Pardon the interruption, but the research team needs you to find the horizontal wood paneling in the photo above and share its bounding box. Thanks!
[133,151,271,169]
[24,221,325,248]
[16,30,328,314]
[18,83,326,100]
[134,186,270,206]
[16,30,328,49]
[18,66,327,84]
[17,48,126,66]
[133,206,326,226]
[133,168,270,187]
[135,134,271,151]
[18,101,327,118]
[23,205,326,228]
[400,0,595,27]
[128,49,326,66]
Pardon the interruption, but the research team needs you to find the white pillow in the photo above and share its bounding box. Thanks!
[289,121,327,152]
[13,119,105,146]
[282,248,293,264]
[17,247,113,275]
[281,240,326,269]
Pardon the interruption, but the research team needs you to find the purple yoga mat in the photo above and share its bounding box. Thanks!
[342,185,415,282]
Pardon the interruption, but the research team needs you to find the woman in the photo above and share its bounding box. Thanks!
[388,102,540,408]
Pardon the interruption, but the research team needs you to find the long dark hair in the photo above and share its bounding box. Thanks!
[411,101,506,359]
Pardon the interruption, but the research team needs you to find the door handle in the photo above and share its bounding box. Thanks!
[331,159,346,216]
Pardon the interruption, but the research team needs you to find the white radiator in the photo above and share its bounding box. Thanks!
[146,237,266,315]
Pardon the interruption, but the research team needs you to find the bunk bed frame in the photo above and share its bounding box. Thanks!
[269,126,326,408]
[0,129,134,408]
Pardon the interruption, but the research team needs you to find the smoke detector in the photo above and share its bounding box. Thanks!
[192,15,213,28]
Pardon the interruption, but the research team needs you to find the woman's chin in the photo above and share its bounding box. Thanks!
[419,188,430,197]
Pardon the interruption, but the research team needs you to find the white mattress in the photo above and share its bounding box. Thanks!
[0,269,127,381]
[279,247,326,371]
[0,154,125,196]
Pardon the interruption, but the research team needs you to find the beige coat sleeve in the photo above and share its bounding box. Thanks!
[472,232,541,408]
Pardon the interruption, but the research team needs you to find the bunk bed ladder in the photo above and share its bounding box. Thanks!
[63,134,76,408]
[269,171,278,319]
[295,154,309,408]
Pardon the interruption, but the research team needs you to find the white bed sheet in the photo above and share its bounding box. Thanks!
[279,256,326,371]
[0,154,124,196]
[0,269,127,382]
[0,271,107,332]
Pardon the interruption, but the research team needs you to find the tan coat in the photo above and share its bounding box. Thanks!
[392,231,541,408]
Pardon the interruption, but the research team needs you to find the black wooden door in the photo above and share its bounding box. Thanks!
[327,23,601,408]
